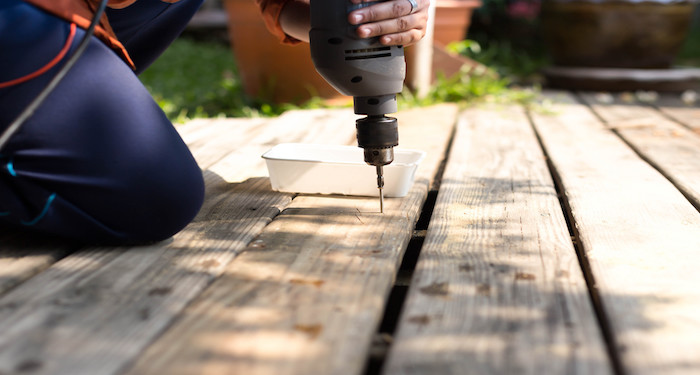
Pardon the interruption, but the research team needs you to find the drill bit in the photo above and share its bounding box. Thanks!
[376,165,384,213]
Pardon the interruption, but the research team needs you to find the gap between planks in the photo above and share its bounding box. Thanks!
[577,92,700,212]
[384,103,611,375]
[531,91,700,375]
[124,104,459,375]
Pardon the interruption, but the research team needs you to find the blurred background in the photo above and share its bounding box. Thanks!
[138,0,700,123]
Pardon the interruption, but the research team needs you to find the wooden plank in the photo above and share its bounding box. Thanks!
[530,91,700,375]
[0,109,357,375]
[0,178,289,375]
[579,92,700,209]
[180,108,359,169]
[181,118,267,169]
[124,104,459,375]
[0,229,77,296]
[654,94,700,132]
[384,104,611,375]
[175,118,218,142]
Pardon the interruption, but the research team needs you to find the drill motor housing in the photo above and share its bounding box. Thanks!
[309,0,405,167]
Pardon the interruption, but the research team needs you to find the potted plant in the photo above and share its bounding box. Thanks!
[432,0,484,46]
[541,0,697,69]
[223,0,342,104]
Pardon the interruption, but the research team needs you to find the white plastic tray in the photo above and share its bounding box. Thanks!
[262,143,426,197]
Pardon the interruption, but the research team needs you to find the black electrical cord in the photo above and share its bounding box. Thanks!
[0,0,110,151]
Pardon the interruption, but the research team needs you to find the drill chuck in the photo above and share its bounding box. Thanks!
[356,115,398,166]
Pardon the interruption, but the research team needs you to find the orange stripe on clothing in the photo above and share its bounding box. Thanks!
[0,23,77,89]
[22,0,136,70]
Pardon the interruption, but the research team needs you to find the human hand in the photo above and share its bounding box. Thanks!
[348,0,430,46]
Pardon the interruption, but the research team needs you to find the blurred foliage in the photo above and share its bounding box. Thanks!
[467,0,548,79]
[139,38,245,122]
[399,63,539,109]
[468,0,549,83]
[139,38,320,122]
[141,3,700,122]
[140,36,537,122]
[678,20,700,66]
[446,39,548,82]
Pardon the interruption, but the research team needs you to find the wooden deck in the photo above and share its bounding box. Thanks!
[1,90,700,375]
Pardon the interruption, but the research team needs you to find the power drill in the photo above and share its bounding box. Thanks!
[309,0,406,213]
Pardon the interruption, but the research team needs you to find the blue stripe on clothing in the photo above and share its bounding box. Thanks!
[0,0,205,243]
[21,193,56,226]
[6,158,16,176]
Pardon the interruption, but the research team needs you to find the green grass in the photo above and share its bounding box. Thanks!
[139,38,274,122]
[399,65,538,110]
[139,38,244,122]
[139,37,334,122]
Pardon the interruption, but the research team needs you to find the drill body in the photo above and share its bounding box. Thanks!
[309,0,406,208]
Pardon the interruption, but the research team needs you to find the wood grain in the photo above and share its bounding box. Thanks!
[384,104,611,375]
[530,91,700,375]
[124,104,459,375]
[0,109,357,375]
[579,92,700,209]
[182,118,268,169]
[653,94,700,132]
[0,230,77,296]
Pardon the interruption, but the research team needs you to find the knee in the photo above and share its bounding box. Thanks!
[67,144,207,244]
[0,159,205,245]
[111,160,205,244]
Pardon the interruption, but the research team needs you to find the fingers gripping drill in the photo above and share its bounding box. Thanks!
[309,0,406,213]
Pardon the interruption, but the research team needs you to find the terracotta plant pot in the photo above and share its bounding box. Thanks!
[432,0,483,46]
[541,0,696,69]
[223,0,342,104]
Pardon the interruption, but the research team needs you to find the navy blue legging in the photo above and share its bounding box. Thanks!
[0,0,206,244]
